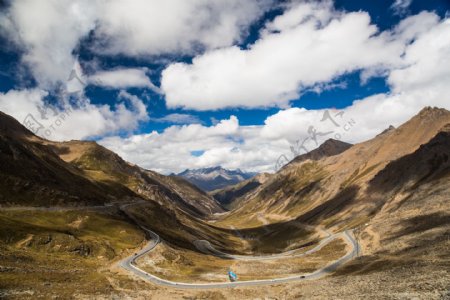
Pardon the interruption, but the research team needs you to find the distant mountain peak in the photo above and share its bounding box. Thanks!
[176,167,257,192]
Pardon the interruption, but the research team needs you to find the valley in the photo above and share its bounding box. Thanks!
[2,0,450,298]
[0,107,449,299]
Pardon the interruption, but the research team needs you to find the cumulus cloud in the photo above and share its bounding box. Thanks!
[388,13,450,94]
[0,0,271,145]
[99,116,244,173]
[0,0,271,87]
[94,0,272,56]
[88,68,161,93]
[260,11,450,144]
[1,1,449,174]
[161,1,411,110]
[100,11,450,174]
[0,89,149,141]
[0,0,98,88]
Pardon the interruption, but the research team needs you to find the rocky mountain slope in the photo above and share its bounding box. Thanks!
[46,140,224,216]
[211,173,271,209]
[217,107,450,228]
[212,139,352,209]
[287,138,352,167]
[176,166,257,191]
[0,110,233,252]
[0,110,236,298]
[205,107,450,298]
[0,110,223,215]
[0,112,122,206]
[328,122,450,299]
[1,107,449,299]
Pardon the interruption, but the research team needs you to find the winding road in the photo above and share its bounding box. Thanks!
[2,203,358,288]
[193,229,335,261]
[118,226,359,289]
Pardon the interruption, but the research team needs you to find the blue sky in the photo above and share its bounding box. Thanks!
[0,0,449,173]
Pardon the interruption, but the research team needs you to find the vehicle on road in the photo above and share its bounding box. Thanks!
[119,222,359,288]
[228,268,238,282]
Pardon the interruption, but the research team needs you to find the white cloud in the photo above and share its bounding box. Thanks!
[0,89,149,141]
[99,116,245,174]
[1,1,449,175]
[161,1,409,110]
[388,14,450,94]
[0,0,98,88]
[100,12,450,174]
[115,90,149,127]
[0,0,271,87]
[94,0,272,56]
[89,68,161,93]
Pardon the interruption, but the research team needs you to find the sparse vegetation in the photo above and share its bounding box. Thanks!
[137,239,347,283]
[0,209,144,299]
[0,108,450,299]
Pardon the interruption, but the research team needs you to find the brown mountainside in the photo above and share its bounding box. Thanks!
[211,173,271,209]
[0,111,223,216]
[218,107,450,229]
[287,138,352,166]
[213,139,352,210]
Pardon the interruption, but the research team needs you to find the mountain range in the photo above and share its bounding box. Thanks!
[0,107,449,299]
[175,166,257,192]
[220,107,450,226]
[212,139,353,209]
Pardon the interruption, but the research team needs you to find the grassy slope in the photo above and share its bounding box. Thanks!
[48,140,223,217]
[0,133,127,207]
[0,111,232,297]
[0,209,144,298]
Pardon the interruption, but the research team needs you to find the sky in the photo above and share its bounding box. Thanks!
[0,0,449,174]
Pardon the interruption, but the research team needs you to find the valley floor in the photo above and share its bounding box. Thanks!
[1,206,448,299]
[91,258,450,299]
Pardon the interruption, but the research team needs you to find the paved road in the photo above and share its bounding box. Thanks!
[2,202,359,288]
[192,229,336,261]
[119,226,359,289]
